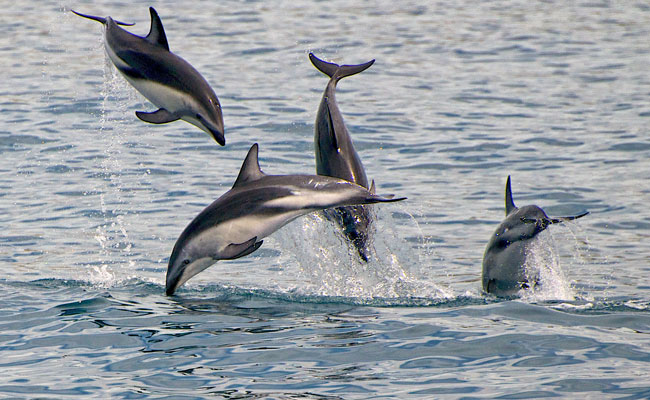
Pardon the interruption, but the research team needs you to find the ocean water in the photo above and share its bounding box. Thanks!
[1,0,649,398]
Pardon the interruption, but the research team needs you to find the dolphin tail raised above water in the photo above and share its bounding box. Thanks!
[309,52,376,262]
[309,53,375,82]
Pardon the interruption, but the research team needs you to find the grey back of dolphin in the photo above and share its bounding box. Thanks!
[165,143,406,295]
[72,7,226,145]
[309,53,375,261]
[481,176,588,297]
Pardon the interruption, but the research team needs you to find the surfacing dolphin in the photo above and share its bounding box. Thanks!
[165,143,406,295]
[309,52,376,262]
[481,176,588,297]
[72,7,226,145]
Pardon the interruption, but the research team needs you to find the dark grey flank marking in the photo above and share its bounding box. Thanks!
[310,52,376,262]
[481,176,588,297]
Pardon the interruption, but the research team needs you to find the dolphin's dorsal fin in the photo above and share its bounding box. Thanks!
[146,7,169,51]
[505,175,517,215]
[309,53,375,82]
[233,144,265,188]
[369,179,376,194]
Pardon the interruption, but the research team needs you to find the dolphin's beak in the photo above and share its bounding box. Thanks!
[196,114,225,146]
[209,127,226,146]
[166,256,216,296]
[165,258,186,296]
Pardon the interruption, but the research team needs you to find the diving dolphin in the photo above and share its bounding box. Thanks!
[309,52,375,262]
[72,7,226,145]
[481,176,588,297]
[165,143,406,295]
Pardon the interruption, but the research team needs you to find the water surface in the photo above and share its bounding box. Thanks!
[0,0,649,398]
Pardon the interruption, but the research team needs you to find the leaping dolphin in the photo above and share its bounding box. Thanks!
[481,176,588,297]
[309,52,376,262]
[165,143,406,295]
[72,7,226,145]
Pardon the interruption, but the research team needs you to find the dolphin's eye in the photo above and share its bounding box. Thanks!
[182,259,191,265]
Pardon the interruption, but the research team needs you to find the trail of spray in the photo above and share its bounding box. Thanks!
[88,58,137,285]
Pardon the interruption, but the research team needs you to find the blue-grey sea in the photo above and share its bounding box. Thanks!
[1,0,649,398]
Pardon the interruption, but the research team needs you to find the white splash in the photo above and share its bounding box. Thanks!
[517,221,593,302]
[274,207,452,300]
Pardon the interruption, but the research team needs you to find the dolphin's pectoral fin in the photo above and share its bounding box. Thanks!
[550,211,590,224]
[221,237,264,260]
[70,10,134,26]
[135,109,179,124]
[522,210,589,229]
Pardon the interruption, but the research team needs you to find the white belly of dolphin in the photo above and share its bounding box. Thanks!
[126,77,195,114]
[204,211,308,255]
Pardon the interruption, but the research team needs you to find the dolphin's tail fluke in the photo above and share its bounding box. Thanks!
[71,9,135,26]
[309,53,375,82]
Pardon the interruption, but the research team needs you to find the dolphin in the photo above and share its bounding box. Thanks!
[165,143,406,295]
[309,52,376,261]
[481,176,588,297]
[72,7,226,145]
